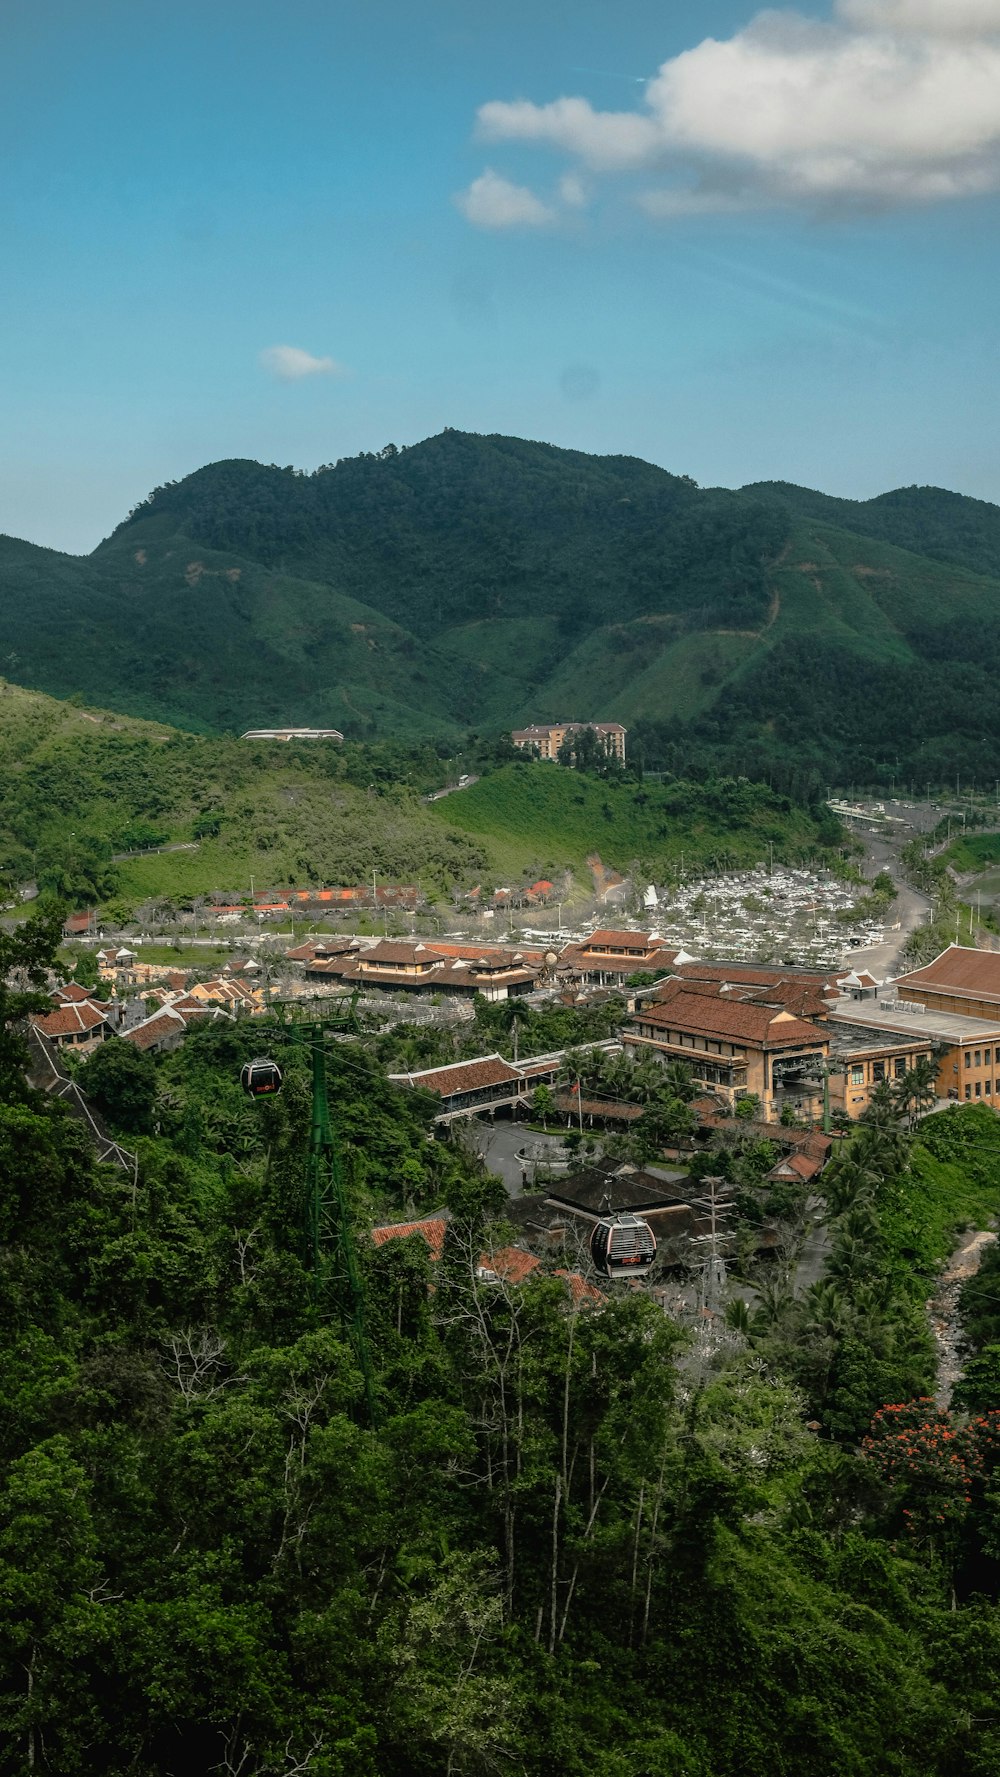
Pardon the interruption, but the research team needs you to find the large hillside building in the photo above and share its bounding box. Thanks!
[624,989,829,1123]
[511,722,626,764]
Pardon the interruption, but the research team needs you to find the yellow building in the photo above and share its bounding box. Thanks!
[827,1034,936,1120]
[828,1000,1000,1107]
[511,722,627,764]
[624,989,829,1123]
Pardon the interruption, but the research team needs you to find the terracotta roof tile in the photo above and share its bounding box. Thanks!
[634,992,825,1048]
[31,1002,106,1037]
[481,1246,541,1284]
[392,1055,523,1097]
[122,1008,195,1049]
[555,1269,603,1306]
[51,982,98,1004]
[893,944,1000,1003]
[370,1217,446,1260]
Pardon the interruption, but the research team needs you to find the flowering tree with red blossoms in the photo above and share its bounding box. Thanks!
[861,1399,997,1546]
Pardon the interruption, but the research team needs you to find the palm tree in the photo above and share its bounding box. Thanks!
[823,1155,880,1218]
[860,1078,898,1130]
[802,1280,852,1351]
[903,1054,939,1128]
[502,996,532,1065]
[852,1120,911,1180]
[660,1059,695,1103]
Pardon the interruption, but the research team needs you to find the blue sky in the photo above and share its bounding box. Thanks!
[3,0,1000,552]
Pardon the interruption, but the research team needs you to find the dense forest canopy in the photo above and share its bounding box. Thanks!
[2,429,1000,781]
[3,915,1000,1772]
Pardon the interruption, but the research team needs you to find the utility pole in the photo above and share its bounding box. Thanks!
[690,1177,733,1317]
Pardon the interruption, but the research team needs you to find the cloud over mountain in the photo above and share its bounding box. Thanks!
[462,0,1000,221]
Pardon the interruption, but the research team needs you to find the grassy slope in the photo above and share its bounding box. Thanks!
[0,683,485,901]
[0,685,837,906]
[427,760,829,879]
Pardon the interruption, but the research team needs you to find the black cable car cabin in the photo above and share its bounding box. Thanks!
[240,1057,283,1098]
[591,1211,656,1280]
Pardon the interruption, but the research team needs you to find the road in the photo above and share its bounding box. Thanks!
[467,1119,569,1198]
[842,829,932,980]
[424,775,480,803]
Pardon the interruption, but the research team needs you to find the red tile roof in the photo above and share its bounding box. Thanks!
[52,982,98,1004]
[370,1217,447,1260]
[768,1151,823,1183]
[360,940,436,966]
[553,1092,643,1121]
[555,1269,603,1306]
[392,1055,523,1098]
[893,945,1000,1004]
[31,1002,106,1038]
[585,929,660,952]
[482,1246,541,1285]
[674,961,830,987]
[124,1010,186,1050]
[635,992,825,1049]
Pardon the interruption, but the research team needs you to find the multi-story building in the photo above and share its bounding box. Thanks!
[510,722,627,764]
[826,998,1000,1107]
[624,989,830,1122]
[826,1027,937,1120]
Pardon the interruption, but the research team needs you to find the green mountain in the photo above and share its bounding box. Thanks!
[2,430,1000,780]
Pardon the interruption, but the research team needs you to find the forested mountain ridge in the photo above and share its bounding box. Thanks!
[2,429,1000,779]
[742,478,1000,581]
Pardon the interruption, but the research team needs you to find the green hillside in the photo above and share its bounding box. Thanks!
[744,477,1000,580]
[0,684,837,908]
[3,429,1000,781]
[429,760,831,880]
[0,684,485,905]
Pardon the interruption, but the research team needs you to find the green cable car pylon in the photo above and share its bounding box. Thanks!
[241,993,378,1426]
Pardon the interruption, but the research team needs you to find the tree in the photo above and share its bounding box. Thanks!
[82,1036,158,1133]
[896,1054,939,1130]
[0,908,63,1100]
[501,996,532,1065]
[531,1083,556,1130]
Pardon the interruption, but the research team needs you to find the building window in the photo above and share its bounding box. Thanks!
[986,1049,993,1065]
[851,1065,864,1086]
[976,1082,982,1097]
[987,1081,993,1096]
[872,1061,885,1082]
[975,1051,982,1068]
[965,1053,972,1068]
[894,1057,907,1078]
[966,1085,972,1101]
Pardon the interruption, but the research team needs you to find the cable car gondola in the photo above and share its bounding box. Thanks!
[591,1211,656,1281]
[240,1057,283,1098]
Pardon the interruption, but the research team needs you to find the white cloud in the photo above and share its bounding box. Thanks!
[467,2,1000,219]
[558,171,589,208]
[454,167,556,228]
[837,0,1000,33]
[259,345,345,382]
